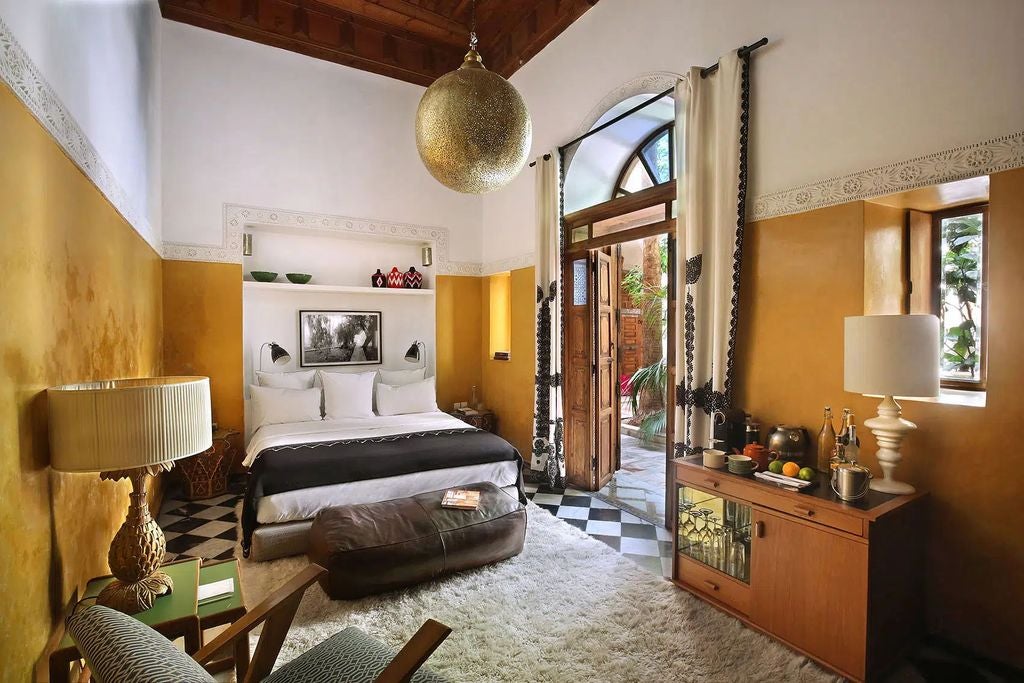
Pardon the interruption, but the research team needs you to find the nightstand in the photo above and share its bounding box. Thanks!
[178,428,238,500]
[448,409,497,433]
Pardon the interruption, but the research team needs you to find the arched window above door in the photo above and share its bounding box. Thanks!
[613,123,674,199]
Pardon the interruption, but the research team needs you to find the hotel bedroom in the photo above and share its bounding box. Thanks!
[0,1,1022,681]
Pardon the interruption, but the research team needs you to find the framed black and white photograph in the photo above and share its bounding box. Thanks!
[299,310,382,367]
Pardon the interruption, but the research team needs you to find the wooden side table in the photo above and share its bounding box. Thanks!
[50,558,202,683]
[198,559,249,680]
[448,409,497,433]
[178,428,238,500]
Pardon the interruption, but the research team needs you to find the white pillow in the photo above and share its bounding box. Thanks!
[320,371,376,419]
[256,369,317,389]
[376,378,438,417]
[249,385,322,430]
[377,367,426,386]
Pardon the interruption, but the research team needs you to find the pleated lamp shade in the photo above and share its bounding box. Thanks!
[47,376,213,472]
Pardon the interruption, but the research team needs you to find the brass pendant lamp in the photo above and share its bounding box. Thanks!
[415,0,532,194]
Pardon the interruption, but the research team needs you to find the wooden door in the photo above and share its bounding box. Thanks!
[563,257,593,489]
[594,249,619,488]
[750,509,869,680]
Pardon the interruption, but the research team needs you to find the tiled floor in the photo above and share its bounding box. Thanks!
[157,479,1019,682]
[595,433,667,526]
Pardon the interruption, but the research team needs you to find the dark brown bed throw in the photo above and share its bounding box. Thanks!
[241,427,526,556]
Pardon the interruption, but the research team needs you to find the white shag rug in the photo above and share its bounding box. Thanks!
[236,504,837,683]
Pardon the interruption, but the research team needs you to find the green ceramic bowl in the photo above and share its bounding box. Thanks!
[250,271,278,282]
[286,273,313,284]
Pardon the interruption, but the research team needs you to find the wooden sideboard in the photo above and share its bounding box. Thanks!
[672,456,927,682]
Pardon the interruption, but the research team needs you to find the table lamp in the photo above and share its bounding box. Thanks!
[48,377,212,613]
[844,315,939,494]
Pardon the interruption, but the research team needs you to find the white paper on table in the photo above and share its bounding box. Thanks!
[197,577,234,604]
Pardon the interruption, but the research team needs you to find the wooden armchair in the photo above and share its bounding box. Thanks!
[66,564,453,683]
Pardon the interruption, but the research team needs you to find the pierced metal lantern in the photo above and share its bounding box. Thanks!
[415,28,532,194]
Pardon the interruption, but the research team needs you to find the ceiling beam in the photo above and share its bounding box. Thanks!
[311,0,469,47]
[488,0,599,77]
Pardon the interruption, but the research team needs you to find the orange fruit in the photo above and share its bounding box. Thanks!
[782,461,800,478]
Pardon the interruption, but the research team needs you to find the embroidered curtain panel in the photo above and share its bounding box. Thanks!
[674,51,751,455]
[531,153,565,486]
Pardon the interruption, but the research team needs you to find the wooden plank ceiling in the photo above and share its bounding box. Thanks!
[160,0,601,87]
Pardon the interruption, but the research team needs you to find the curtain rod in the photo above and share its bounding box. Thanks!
[554,37,768,155]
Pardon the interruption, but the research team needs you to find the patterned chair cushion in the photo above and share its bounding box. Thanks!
[66,605,214,683]
[264,626,450,683]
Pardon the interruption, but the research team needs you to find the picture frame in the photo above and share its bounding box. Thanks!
[298,310,382,367]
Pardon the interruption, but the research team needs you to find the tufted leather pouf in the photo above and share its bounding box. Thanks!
[308,482,527,599]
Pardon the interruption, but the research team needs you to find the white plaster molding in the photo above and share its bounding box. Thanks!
[751,131,1024,222]
[482,252,535,276]
[0,15,157,252]
[163,203,481,276]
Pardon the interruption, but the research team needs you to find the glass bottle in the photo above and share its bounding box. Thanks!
[816,406,836,473]
[470,385,480,409]
[844,425,861,463]
[831,434,845,468]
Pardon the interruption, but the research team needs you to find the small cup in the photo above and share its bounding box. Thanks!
[702,449,727,469]
[727,454,759,473]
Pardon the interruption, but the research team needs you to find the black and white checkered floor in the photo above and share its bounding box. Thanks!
[158,477,1020,682]
[159,478,674,579]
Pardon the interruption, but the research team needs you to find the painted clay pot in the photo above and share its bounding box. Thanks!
[370,269,386,288]
[404,267,423,289]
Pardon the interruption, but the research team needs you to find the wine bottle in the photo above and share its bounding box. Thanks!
[843,412,861,447]
[837,408,851,444]
[816,406,836,472]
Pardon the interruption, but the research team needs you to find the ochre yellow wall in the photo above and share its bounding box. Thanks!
[435,275,484,412]
[481,267,536,458]
[0,84,163,682]
[734,169,1024,667]
[863,201,907,314]
[163,261,244,461]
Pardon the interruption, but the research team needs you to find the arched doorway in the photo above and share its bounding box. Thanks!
[559,87,677,527]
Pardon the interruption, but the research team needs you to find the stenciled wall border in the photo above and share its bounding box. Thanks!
[751,131,1024,222]
[0,15,158,251]
[163,203,484,276]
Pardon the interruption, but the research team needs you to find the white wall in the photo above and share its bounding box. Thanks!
[242,229,436,433]
[0,0,162,247]
[161,20,483,264]
[482,0,1024,263]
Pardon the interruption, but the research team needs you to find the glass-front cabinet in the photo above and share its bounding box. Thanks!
[676,484,752,584]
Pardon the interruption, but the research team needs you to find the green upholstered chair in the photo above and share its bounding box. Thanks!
[66,565,452,683]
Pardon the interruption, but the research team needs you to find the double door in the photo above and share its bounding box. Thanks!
[564,248,619,490]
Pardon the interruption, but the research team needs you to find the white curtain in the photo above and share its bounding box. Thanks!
[531,152,565,485]
[674,51,751,455]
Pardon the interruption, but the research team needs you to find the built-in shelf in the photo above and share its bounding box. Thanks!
[243,281,434,296]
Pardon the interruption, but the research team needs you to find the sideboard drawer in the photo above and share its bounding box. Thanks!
[676,555,751,616]
[772,498,864,536]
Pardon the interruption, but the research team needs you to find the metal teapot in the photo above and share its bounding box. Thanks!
[765,425,810,464]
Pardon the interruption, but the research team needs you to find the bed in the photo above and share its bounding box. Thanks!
[241,411,526,561]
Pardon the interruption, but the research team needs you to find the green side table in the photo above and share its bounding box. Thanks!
[50,558,201,683]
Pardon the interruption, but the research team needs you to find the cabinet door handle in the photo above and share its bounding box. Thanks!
[755,520,765,538]
[794,505,816,517]
[702,579,720,592]
[704,479,720,490]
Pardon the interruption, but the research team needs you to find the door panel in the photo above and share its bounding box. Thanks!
[750,509,869,680]
[564,258,593,489]
[594,249,618,488]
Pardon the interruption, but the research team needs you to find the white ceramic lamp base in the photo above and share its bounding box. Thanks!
[864,395,916,495]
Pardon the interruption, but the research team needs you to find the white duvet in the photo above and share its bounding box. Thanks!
[244,411,521,525]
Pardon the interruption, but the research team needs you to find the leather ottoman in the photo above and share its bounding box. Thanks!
[308,482,527,599]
